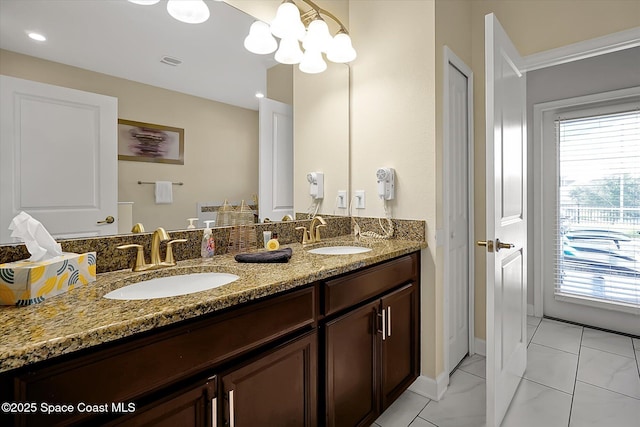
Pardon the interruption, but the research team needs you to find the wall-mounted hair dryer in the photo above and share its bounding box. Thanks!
[307,172,324,199]
[376,167,395,200]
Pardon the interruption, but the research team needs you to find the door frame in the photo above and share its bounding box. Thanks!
[443,46,475,377]
[533,87,640,332]
[526,27,640,317]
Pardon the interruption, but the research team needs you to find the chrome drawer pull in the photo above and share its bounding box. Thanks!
[211,397,217,427]
[387,306,392,337]
[381,308,386,340]
[229,390,235,427]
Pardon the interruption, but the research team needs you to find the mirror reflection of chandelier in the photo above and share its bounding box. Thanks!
[243,0,357,74]
[127,0,220,25]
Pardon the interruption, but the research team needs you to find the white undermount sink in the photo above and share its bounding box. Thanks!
[307,246,372,255]
[104,272,240,300]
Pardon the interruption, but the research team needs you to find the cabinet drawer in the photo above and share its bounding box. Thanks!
[13,286,315,426]
[323,253,418,316]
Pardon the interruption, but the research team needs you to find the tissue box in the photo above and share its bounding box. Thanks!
[0,252,96,306]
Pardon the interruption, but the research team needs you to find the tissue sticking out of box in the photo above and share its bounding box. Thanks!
[8,211,63,262]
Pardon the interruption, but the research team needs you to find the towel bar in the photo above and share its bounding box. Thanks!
[137,181,184,185]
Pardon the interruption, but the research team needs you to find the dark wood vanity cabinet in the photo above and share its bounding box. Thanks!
[380,283,419,408]
[0,251,420,427]
[322,253,420,427]
[105,376,217,427]
[105,330,317,427]
[2,286,316,427]
[219,331,317,427]
[324,299,380,427]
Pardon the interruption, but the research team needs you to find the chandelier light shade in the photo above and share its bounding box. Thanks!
[299,48,327,74]
[326,31,357,63]
[127,0,161,5]
[166,0,210,24]
[244,21,278,55]
[270,1,305,40]
[302,17,332,53]
[128,0,210,24]
[246,0,355,73]
[275,36,304,65]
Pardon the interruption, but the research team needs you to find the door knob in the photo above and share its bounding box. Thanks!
[476,240,494,252]
[495,239,515,252]
[97,215,115,224]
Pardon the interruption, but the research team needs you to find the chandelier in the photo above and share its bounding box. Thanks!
[243,0,356,74]
[127,0,216,25]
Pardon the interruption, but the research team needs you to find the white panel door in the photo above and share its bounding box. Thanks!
[258,98,293,222]
[484,14,528,427]
[447,59,471,372]
[0,76,118,243]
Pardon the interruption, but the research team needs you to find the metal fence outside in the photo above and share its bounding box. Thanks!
[561,206,640,227]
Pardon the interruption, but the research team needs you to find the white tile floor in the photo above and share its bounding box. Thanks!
[372,318,640,427]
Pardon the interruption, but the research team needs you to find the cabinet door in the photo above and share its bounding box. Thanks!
[106,377,216,427]
[380,283,419,409]
[324,300,380,427]
[221,331,317,427]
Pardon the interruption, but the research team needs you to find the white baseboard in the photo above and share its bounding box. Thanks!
[527,303,535,316]
[474,338,486,357]
[408,371,449,401]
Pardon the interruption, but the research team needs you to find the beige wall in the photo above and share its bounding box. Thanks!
[267,64,293,105]
[294,64,350,217]
[350,0,439,378]
[293,1,351,218]
[0,49,258,231]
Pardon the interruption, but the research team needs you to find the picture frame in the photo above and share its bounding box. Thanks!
[117,119,184,165]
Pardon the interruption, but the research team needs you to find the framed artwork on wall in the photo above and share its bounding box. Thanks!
[117,119,184,165]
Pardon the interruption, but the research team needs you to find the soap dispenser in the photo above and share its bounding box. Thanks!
[201,220,216,258]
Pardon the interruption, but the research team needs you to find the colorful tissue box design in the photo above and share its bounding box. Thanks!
[0,252,96,306]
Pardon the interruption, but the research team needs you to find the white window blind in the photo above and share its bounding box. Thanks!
[555,109,640,309]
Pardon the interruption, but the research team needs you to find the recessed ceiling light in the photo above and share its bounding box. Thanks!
[255,92,265,98]
[28,32,46,42]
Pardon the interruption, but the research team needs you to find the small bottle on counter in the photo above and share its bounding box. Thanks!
[201,220,215,258]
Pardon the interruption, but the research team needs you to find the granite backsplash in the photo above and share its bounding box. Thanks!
[0,216,425,274]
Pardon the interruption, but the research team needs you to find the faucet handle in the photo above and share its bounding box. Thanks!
[164,239,187,265]
[295,226,310,245]
[117,244,147,271]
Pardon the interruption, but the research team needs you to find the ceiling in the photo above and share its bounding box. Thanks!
[0,0,277,110]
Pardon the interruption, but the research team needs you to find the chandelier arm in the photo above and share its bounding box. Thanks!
[298,0,349,33]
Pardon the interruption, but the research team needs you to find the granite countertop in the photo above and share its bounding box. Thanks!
[0,236,426,373]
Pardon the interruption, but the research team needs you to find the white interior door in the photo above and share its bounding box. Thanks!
[0,75,118,243]
[446,51,472,372]
[258,98,293,222]
[484,13,528,427]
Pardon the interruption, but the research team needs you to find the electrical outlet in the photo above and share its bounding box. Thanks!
[355,190,365,209]
[337,190,347,209]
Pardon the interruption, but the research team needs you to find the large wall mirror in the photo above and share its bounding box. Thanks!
[0,0,349,244]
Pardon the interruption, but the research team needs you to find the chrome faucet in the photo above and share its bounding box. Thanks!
[118,227,187,272]
[296,216,327,245]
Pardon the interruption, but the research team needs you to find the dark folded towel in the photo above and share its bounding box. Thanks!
[234,248,293,263]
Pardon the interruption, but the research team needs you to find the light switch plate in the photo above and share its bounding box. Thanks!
[337,190,347,209]
[355,190,365,209]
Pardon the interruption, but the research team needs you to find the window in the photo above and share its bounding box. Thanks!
[555,109,640,309]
